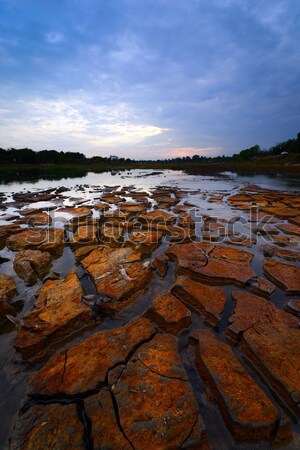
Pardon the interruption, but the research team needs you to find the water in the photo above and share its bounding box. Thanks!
[0,169,299,449]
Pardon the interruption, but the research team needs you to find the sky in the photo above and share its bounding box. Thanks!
[0,0,299,159]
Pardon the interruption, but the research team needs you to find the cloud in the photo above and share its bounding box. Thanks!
[45,32,65,44]
[0,95,165,155]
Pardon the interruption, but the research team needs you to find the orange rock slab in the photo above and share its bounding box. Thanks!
[263,257,300,294]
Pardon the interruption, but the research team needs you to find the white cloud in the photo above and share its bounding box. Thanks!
[45,32,65,44]
[0,95,165,154]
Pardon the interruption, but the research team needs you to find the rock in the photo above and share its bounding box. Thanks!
[118,201,147,214]
[13,250,52,285]
[81,246,152,313]
[114,334,209,450]
[74,244,99,260]
[284,299,300,317]
[55,206,92,219]
[94,201,110,211]
[0,224,23,249]
[125,230,162,253]
[6,228,64,255]
[85,390,132,450]
[223,236,256,248]
[139,209,176,225]
[100,194,124,204]
[166,242,255,287]
[249,276,276,298]
[276,223,300,236]
[226,291,300,418]
[260,243,300,262]
[99,224,124,246]
[16,212,52,226]
[14,270,93,359]
[226,291,298,344]
[146,292,192,334]
[171,276,226,327]
[27,317,155,397]
[72,225,98,246]
[263,258,300,294]
[152,254,169,278]
[8,403,85,450]
[261,203,299,219]
[191,330,280,443]
[0,273,17,302]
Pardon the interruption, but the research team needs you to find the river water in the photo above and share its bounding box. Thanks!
[0,169,299,449]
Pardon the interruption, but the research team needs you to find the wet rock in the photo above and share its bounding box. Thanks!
[223,235,255,247]
[13,191,57,204]
[125,230,163,253]
[263,258,300,294]
[81,246,152,313]
[56,206,92,218]
[171,276,226,326]
[99,223,124,246]
[0,224,23,249]
[146,292,192,334]
[114,334,209,450]
[13,250,52,285]
[14,270,93,358]
[72,225,98,246]
[85,390,132,450]
[261,203,299,219]
[226,291,300,417]
[118,201,147,214]
[276,223,300,236]
[139,209,176,226]
[100,194,124,204]
[284,299,300,317]
[260,243,300,262]
[249,276,276,298]
[191,329,280,443]
[152,254,169,278]
[8,403,85,450]
[226,291,298,344]
[166,242,255,287]
[16,212,52,226]
[27,317,155,397]
[94,201,110,211]
[0,273,17,302]
[74,244,99,260]
[6,228,65,255]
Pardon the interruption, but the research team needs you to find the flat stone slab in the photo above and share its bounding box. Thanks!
[16,212,52,226]
[13,250,52,285]
[81,246,152,312]
[263,257,300,294]
[276,223,300,236]
[125,230,163,253]
[14,270,93,359]
[249,276,276,298]
[171,276,226,326]
[285,299,300,317]
[6,228,64,255]
[166,242,255,287]
[226,291,300,417]
[260,243,300,262]
[146,292,192,334]
[8,403,85,450]
[139,209,176,225]
[114,334,209,450]
[191,330,280,443]
[85,390,132,450]
[72,225,98,246]
[27,317,155,397]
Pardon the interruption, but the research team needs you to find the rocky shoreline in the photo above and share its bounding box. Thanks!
[0,179,299,449]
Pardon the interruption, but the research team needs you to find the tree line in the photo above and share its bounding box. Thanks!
[0,132,299,165]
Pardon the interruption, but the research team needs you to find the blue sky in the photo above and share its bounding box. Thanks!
[0,0,299,159]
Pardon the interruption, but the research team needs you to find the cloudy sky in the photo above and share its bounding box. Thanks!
[0,0,299,159]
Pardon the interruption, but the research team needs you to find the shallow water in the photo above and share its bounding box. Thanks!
[0,169,299,449]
